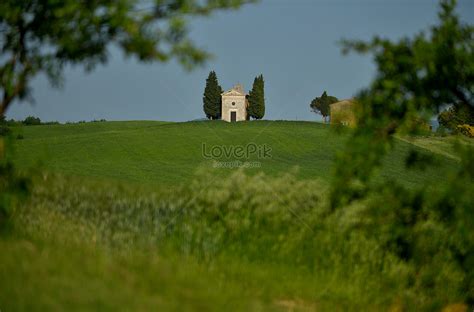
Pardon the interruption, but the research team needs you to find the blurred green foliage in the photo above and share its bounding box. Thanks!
[0,0,254,116]
[0,155,29,233]
[3,168,471,310]
[0,125,10,136]
[457,124,474,138]
[439,104,474,132]
[333,0,474,306]
[0,171,406,310]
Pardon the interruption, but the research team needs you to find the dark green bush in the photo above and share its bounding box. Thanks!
[23,116,41,125]
[0,162,30,233]
[0,125,11,136]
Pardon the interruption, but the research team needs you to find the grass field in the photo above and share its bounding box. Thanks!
[1,120,469,311]
[10,120,459,186]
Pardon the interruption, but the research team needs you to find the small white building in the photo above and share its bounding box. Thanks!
[221,84,248,122]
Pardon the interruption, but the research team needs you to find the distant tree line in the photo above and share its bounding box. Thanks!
[1,115,57,127]
[0,116,107,129]
[0,116,109,139]
[202,71,265,120]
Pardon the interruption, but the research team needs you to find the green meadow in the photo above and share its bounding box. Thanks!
[1,121,469,311]
[10,120,458,186]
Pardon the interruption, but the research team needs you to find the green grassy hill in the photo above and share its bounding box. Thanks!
[10,120,458,187]
[2,120,469,311]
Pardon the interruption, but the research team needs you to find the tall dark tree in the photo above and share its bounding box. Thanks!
[248,74,265,119]
[203,71,222,119]
[310,91,338,123]
[248,76,258,119]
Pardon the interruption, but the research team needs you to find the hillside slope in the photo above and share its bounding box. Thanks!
[2,120,469,310]
[10,120,457,186]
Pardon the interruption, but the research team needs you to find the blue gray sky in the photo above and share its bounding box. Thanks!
[6,0,474,122]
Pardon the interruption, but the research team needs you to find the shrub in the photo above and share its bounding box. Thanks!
[23,116,41,125]
[6,119,21,126]
[439,105,474,132]
[0,162,30,232]
[13,167,472,309]
[457,124,474,138]
[0,125,11,136]
[435,125,449,137]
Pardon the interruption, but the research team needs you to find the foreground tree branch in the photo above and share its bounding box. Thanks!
[0,0,255,117]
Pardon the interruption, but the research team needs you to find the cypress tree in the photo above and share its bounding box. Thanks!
[248,74,265,120]
[320,91,330,123]
[203,71,222,119]
[256,74,265,119]
[248,76,258,119]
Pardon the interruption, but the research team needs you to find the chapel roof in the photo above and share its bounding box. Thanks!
[222,83,246,96]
